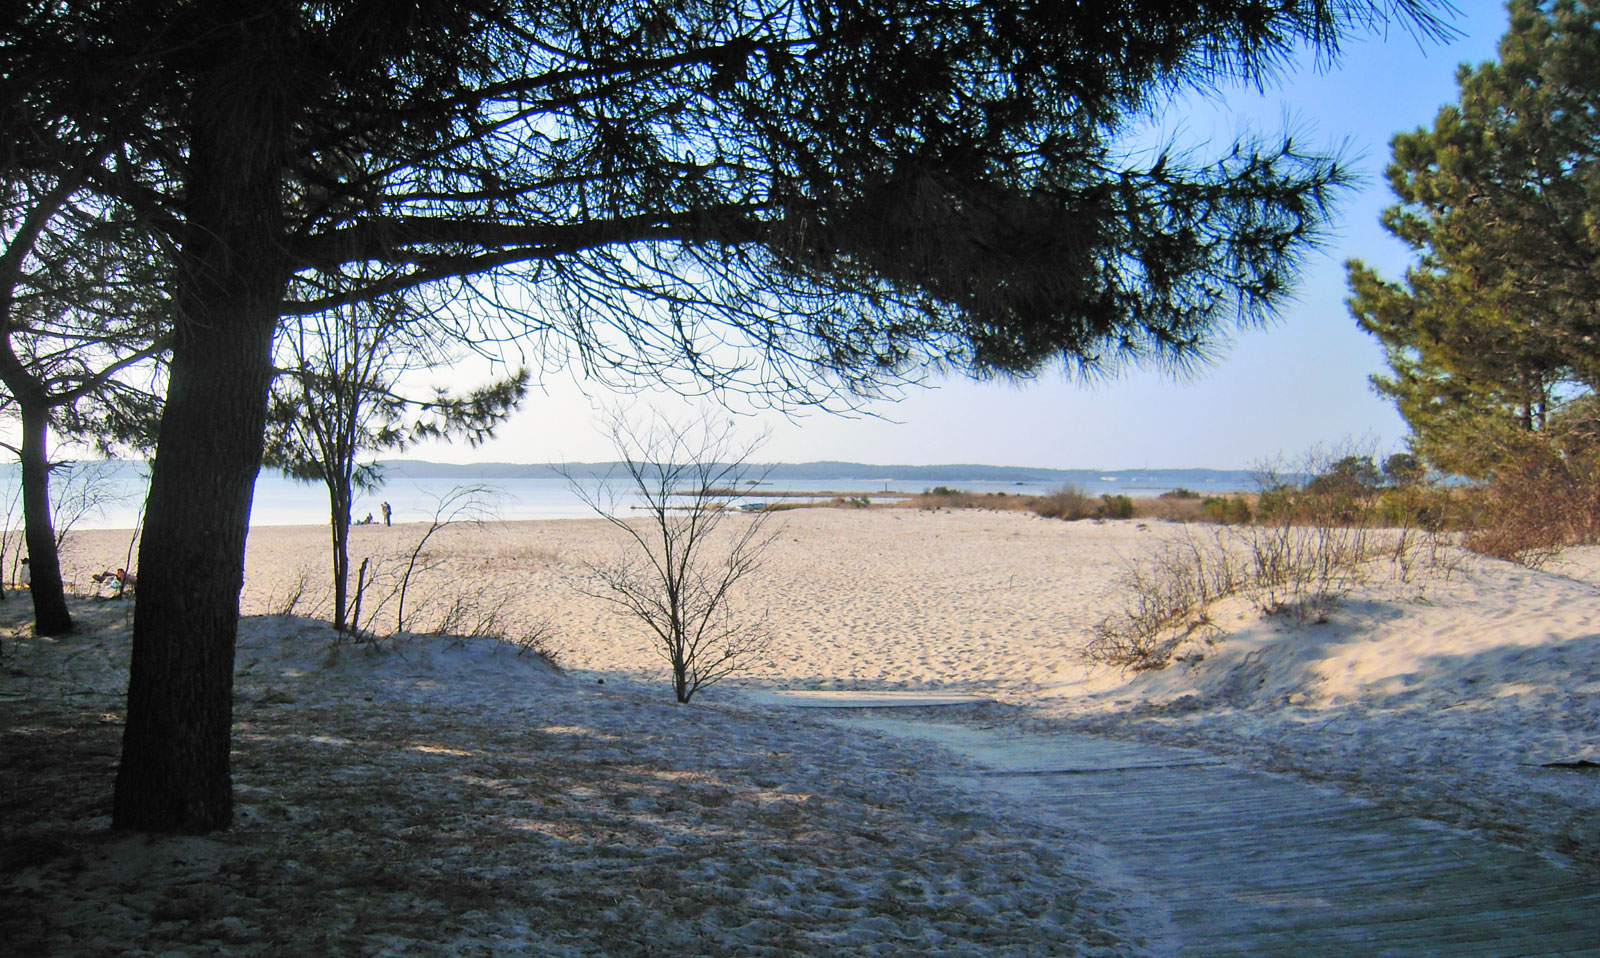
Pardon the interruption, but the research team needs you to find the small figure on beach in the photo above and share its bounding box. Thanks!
[381,501,392,526]
[91,568,135,598]
[357,513,374,525]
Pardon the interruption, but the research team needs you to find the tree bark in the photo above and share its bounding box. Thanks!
[18,403,72,634]
[112,305,279,832]
[112,2,292,833]
[0,310,73,634]
[329,477,352,632]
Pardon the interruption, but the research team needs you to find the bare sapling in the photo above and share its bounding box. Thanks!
[343,484,500,640]
[113,469,151,601]
[53,462,138,601]
[570,413,778,703]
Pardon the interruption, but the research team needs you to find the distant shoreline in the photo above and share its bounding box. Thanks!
[35,462,1259,532]
[4,457,1258,484]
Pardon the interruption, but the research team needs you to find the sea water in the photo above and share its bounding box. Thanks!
[0,461,1251,531]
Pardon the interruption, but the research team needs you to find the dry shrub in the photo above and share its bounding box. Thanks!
[1084,530,1244,670]
[1200,495,1252,524]
[508,617,561,665]
[906,489,1037,512]
[1032,484,1098,520]
[266,567,322,618]
[916,487,978,510]
[1084,449,1458,669]
[1085,524,1385,670]
[1233,450,1395,623]
[1141,495,1212,522]
[1100,494,1134,519]
[903,486,1187,520]
[427,589,561,668]
[430,584,510,640]
[1463,443,1600,567]
[1242,523,1383,624]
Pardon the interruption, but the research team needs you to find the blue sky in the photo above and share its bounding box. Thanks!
[415,3,1511,469]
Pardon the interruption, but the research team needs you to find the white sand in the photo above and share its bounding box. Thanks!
[59,508,1143,694]
[14,507,1598,952]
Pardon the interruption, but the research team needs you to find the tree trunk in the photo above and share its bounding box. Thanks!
[18,402,72,634]
[0,313,72,633]
[112,4,292,833]
[113,303,278,832]
[330,478,352,632]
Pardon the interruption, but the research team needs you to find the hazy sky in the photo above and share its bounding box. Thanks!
[409,3,1511,469]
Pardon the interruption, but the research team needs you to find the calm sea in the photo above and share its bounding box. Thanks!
[4,462,1249,531]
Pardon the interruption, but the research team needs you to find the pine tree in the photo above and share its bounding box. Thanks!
[1347,0,1600,476]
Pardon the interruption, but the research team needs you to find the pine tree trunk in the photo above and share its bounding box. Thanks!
[19,402,72,635]
[112,5,292,833]
[330,480,352,632]
[0,322,73,634]
[112,306,278,832]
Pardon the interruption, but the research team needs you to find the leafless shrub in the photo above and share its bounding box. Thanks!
[569,412,778,704]
[1461,442,1600,567]
[1243,446,1392,622]
[1083,529,1243,670]
[507,616,561,667]
[1085,445,1452,668]
[266,567,321,617]
[1243,524,1378,624]
[429,581,513,640]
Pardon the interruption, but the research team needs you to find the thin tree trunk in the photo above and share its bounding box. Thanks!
[18,403,72,634]
[113,4,291,833]
[0,312,72,633]
[330,478,352,632]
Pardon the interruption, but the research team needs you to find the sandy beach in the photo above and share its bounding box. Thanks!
[7,507,1599,953]
[60,508,1156,692]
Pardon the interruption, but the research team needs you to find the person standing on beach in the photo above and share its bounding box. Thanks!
[381,502,391,526]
